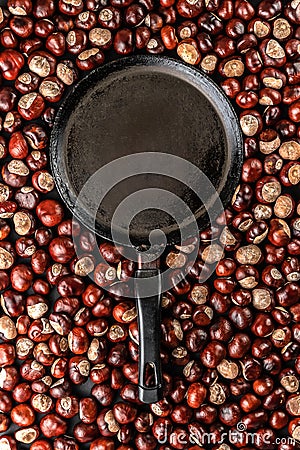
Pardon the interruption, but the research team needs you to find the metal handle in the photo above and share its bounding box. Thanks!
[135,268,162,404]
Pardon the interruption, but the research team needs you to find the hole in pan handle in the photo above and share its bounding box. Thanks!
[135,265,162,404]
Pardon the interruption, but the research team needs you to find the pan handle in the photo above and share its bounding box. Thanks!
[135,267,162,404]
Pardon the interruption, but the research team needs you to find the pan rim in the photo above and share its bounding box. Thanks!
[50,55,243,246]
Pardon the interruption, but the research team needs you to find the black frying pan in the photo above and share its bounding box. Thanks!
[50,55,243,403]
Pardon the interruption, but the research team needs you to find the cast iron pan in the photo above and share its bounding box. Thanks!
[50,55,243,403]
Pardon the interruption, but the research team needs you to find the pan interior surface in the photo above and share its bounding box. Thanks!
[55,58,241,245]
